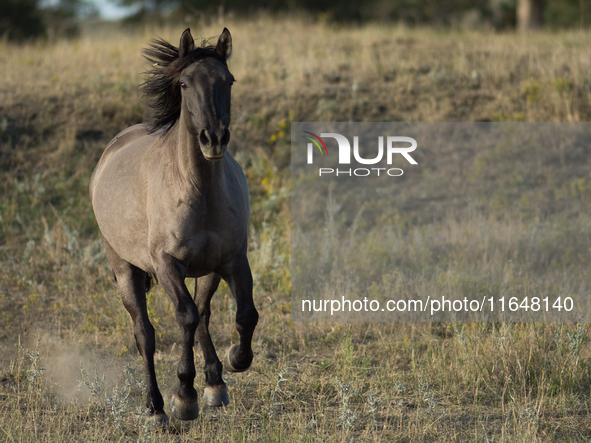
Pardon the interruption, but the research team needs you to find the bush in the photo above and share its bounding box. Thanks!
[0,0,45,41]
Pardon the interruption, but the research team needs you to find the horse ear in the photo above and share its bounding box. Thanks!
[179,28,195,58]
[215,28,232,60]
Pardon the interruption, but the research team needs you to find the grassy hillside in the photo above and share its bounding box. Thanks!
[1,15,591,442]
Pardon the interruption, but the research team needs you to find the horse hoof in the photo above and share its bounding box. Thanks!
[224,344,252,373]
[147,412,170,429]
[203,385,229,407]
[169,393,199,421]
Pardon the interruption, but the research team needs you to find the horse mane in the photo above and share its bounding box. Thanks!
[140,36,227,133]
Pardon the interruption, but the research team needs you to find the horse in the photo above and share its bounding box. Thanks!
[89,28,258,426]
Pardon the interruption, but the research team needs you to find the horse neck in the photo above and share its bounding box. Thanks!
[168,120,224,197]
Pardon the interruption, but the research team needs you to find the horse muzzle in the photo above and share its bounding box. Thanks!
[200,128,230,160]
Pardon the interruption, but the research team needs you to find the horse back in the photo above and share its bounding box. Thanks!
[89,124,156,199]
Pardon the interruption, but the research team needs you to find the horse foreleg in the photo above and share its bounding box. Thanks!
[220,255,258,373]
[154,253,200,421]
[194,273,229,406]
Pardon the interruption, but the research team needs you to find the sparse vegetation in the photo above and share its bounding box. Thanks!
[1,15,591,442]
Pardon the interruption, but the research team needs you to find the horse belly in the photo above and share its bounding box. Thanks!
[90,137,154,272]
[94,191,152,270]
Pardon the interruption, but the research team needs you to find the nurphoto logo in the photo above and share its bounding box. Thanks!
[303,131,418,177]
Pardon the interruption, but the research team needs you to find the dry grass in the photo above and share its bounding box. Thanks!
[1,14,591,442]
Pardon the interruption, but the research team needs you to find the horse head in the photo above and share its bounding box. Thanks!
[177,28,234,160]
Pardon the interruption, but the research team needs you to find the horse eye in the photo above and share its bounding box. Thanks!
[180,82,187,89]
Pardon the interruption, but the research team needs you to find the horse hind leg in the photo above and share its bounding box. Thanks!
[103,240,168,427]
[194,273,229,407]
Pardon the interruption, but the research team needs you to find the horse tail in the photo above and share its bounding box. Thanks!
[111,269,157,293]
[145,273,158,293]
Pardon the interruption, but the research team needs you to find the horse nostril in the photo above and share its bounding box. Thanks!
[220,128,231,145]
[200,129,211,147]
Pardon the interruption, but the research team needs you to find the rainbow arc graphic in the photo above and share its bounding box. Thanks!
[302,131,328,155]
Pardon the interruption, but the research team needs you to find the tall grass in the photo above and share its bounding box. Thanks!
[294,209,591,321]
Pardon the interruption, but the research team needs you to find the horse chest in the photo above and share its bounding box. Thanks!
[184,231,228,275]
[152,201,246,276]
